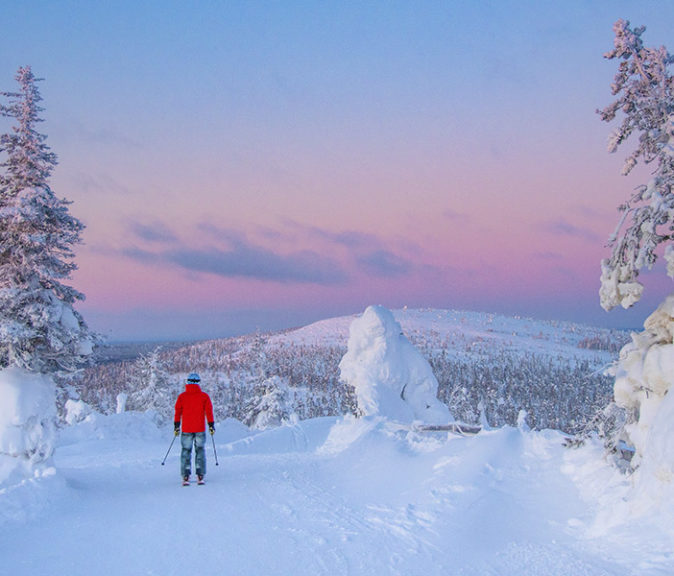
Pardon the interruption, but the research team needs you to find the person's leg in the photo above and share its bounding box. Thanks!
[180,433,194,478]
[194,432,206,477]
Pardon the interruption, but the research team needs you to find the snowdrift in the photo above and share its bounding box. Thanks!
[1,410,673,575]
[0,367,57,485]
[608,295,674,525]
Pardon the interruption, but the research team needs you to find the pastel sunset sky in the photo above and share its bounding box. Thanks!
[2,1,673,341]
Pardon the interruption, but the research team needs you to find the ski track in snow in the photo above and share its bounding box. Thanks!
[1,415,671,576]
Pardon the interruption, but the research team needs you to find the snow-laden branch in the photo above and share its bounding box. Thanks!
[599,20,674,311]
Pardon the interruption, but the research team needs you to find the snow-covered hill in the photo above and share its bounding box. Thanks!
[74,308,625,433]
[1,411,672,575]
[272,307,627,361]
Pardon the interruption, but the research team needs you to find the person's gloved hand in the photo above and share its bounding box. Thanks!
[174,422,180,436]
[208,422,215,435]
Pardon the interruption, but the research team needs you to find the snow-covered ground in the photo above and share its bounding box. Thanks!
[1,411,672,576]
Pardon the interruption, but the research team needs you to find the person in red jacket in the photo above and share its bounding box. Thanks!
[174,372,215,485]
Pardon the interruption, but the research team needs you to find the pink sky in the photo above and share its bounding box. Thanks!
[3,1,674,340]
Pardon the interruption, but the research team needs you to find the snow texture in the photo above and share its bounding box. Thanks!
[339,305,451,424]
[611,295,674,520]
[0,411,672,575]
[0,367,56,484]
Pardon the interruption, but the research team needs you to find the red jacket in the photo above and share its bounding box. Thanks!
[174,383,214,433]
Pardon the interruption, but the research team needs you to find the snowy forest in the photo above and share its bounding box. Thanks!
[58,310,624,436]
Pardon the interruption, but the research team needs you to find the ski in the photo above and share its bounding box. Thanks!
[197,476,205,485]
[182,477,190,486]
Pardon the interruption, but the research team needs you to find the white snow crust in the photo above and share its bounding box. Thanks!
[0,411,672,575]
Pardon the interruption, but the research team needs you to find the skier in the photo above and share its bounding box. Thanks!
[174,372,215,485]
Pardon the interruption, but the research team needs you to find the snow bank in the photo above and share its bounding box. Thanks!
[0,367,57,484]
[633,387,674,505]
[612,295,674,464]
[57,410,166,447]
[0,368,56,463]
[339,305,451,425]
[607,294,674,525]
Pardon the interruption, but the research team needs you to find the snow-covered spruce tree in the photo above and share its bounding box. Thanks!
[126,348,176,422]
[0,66,93,373]
[339,305,451,425]
[243,376,295,430]
[597,23,674,489]
[0,67,93,473]
[598,20,674,310]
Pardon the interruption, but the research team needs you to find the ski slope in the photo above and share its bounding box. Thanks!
[1,412,672,576]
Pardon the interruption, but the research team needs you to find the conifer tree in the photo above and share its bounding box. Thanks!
[127,348,176,421]
[598,20,674,311]
[0,66,93,373]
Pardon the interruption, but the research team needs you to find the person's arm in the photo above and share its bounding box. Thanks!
[174,396,182,435]
[205,394,215,434]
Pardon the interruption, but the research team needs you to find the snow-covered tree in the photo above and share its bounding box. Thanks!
[0,66,93,373]
[339,305,451,425]
[598,20,674,311]
[243,376,295,429]
[126,347,176,421]
[594,25,674,505]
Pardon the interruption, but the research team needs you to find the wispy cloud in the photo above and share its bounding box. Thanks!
[122,230,348,286]
[128,220,178,243]
[356,249,413,278]
[166,244,347,285]
[281,220,379,250]
[128,220,426,284]
[278,220,424,279]
[543,219,600,243]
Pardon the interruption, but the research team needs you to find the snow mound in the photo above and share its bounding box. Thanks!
[57,410,166,447]
[339,305,451,425]
[633,388,674,506]
[608,294,674,525]
[0,367,56,484]
[613,295,674,463]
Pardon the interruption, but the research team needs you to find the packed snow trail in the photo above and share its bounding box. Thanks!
[0,413,671,576]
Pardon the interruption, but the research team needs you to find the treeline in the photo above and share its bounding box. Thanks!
[59,328,616,434]
[430,351,613,433]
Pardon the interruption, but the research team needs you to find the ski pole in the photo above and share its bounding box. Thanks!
[161,434,177,466]
[211,432,219,466]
